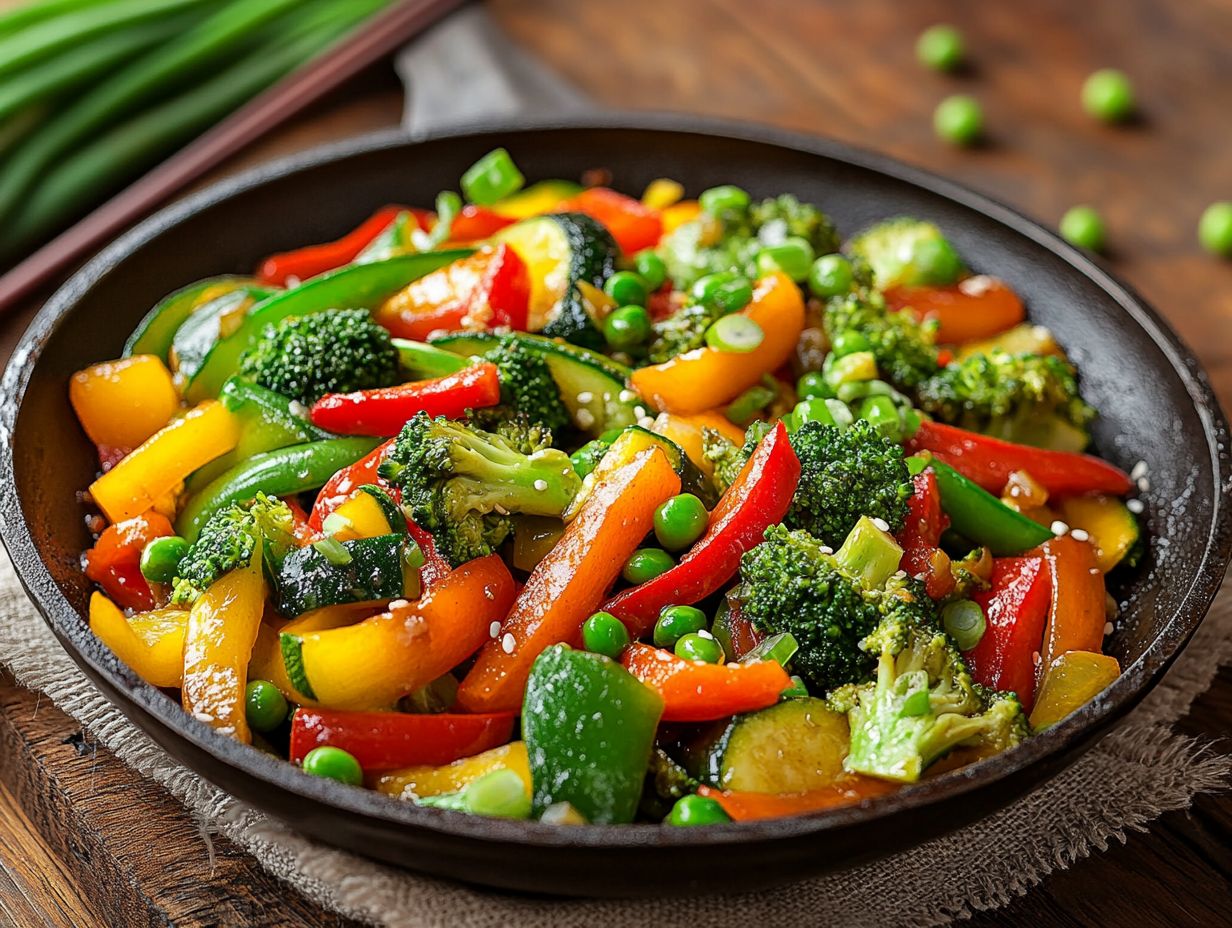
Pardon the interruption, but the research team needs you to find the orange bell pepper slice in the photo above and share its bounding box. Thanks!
[1034,535,1107,668]
[1029,650,1120,730]
[457,448,681,712]
[885,276,1025,344]
[88,593,187,688]
[630,272,805,414]
[621,642,791,722]
[83,511,174,611]
[696,780,897,821]
[650,411,745,478]
[69,355,179,451]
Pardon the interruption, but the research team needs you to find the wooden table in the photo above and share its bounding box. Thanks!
[2,1,1230,924]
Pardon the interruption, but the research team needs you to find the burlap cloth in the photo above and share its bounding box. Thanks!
[1,550,1228,927]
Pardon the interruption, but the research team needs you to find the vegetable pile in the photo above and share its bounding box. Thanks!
[71,147,1143,827]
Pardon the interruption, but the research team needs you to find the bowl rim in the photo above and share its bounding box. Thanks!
[2,112,1230,851]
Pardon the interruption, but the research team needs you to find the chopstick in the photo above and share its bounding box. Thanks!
[0,0,464,318]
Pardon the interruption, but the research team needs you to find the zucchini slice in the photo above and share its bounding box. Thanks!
[274,533,420,618]
[125,276,265,361]
[169,285,275,378]
[493,212,617,349]
[1055,494,1142,573]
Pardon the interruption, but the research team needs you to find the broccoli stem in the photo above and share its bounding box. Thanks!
[450,435,580,519]
[833,515,904,589]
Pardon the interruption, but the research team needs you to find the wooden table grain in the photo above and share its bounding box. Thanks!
[2,1,1230,924]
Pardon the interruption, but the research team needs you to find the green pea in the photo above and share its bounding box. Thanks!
[674,632,724,663]
[622,548,675,585]
[916,24,964,72]
[302,746,363,786]
[692,273,754,315]
[755,237,815,282]
[859,395,902,439]
[633,250,668,290]
[581,611,631,659]
[808,253,854,298]
[1082,68,1135,123]
[604,305,652,349]
[796,370,833,400]
[245,680,289,733]
[786,398,838,432]
[654,493,709,551]
[653,604,708,649]
[914,237,964,285]
[830,330,871,357]
[604,270,649,307]
[1059,205,1106,252]
[139,535,189,584]
[666,794,731,826]
[934,95,983,146]
[699,184,750,215]
[1198,202,1232,257]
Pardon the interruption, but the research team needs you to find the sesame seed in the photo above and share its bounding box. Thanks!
[533,479,548,492]
[489,621,501,638]
[1050,520,1070,536]
[576,391,594,404]
[1103,622,1114,636]
[871,517,890,532]
[288,400,309,418]
[575,408,595,429]
[1126,498,1145,514]
[1070,528,1090,542]
[1130,461,1149,481]
[387,599,410,610]
[501,633,515,654]
[619,389,637,403]
[284,275,301,288]
[493,504,509,516]
[633,406,647,419]
[638,416,656,429]
[892,569,907,579]
[1031,651,1041,667]
[697,629,715,640]
[1137,476,1150,492]
[819,545,834,555]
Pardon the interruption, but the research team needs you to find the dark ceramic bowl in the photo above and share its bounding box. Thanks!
[2,118,1230,898]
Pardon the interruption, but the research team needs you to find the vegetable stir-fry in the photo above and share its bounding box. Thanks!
[70,149,1142,826]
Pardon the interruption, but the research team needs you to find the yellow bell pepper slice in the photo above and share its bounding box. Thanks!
[70,355,180,451]
[630,273,805,415]
[373,741,530,800]
[89,400,239,524]
[182,560,265,743]
[249,603,375,702]
[642,178,684,210]
[661,200,701,234]
[1028,650,1121,731]
[650,411,746,478]
[88,593,187,688]
[324,491,393,542]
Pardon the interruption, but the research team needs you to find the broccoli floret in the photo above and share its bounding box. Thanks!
[739,517,930,692]
[846,217,967,290]
[466,407,555,455]
[171,493,295,605]
[823,286,940,391]
[787,418,911,548]
[702,420,772,495]
[915,351,1097,450]
[647,302,718,365]
[239,309,402,405]
[480,336,571,436]
[838,612,1029,783]
[378,412,581,567]
[658,194,840,290]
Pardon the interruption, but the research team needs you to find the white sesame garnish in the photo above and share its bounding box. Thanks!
[633,406,647,419]
[1103,622,1114,636]
[1126,498,1145,514]
[1050,520,1070,536]
[871,517,890,532]
[1137,476,1150,492]
[1070,528,1090,542]
[288,400,309,418]
[533,479,548,492]
[638,416,656,429]
[576,391,594,404]
[697,629,715,640]
[501,633,515,654]
[284,275,301,288]
[489,621,501,638]
[1130,461,1149,481]
[619,389,637,403]
[493,504,509,516]
[575,408,595,429]
[819,545,834,555]
[387,599,410,610]
[1089,567,1101,575]
[1031,651,1041,667]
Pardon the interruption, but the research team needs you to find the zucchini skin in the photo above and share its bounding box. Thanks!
[537,212,618,351]
[274,533,413,617]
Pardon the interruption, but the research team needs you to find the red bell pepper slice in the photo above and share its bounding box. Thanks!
[897,469,955,600]
[281,495,319,545]
[558,187,663,254]
[621,643,790,722]
[308,363,501,437]
[448,204,516,242]
[602,421,800,637]
[905,420,1133,497]
[885,276,1025,344]
[1034,536,1107,669]
[374,244,530,341]
[696,781,896,821]
[257,206,410,286]
[713,598,764,659]
[289,708,515,772]
[84,512,174,611]
[967,557,1051,711]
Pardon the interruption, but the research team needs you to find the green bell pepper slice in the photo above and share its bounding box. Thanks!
[177,436,378,541]
[124,275,265,361]
[522,644,663,824]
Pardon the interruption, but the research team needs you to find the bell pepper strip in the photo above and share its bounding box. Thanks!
[630,273,806,414]
[176,437,379,541]
[696,780,896,821]
[374,245,530,341]
[84,511,174,611]
[280,554,516,710]
[621,643,790,722]
[906,420,1132,498]
[282,495,318,545]
[521,644,664,824]
[182,559,265,743]
[256,206,408,286]
[288,708,515,772]
[909,455,1053,556]
[966,557,1051,711]
[88,594,187,688]
[89,401,239,525]
[373,741,530,799]
[1034,535,1107,669]
[69,355,179,451]
[884,276,1025,344]
[1028,651,1120,731]
[457,447,681,713]
[307,363,501,437]
[602,421,800,637]
[447,204,517,242]
[249,604,375,703]
[558,187,663,254]
[650,411,745,478]
[308,439,393,530]
[712,597,765,660]
[897,469,955,600]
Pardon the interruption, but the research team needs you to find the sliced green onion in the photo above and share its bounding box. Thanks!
[312,536,352,566]
[781,675,809,699]
[425,190,462,249]
[942,600,987,651]
[320,511,350,538]
[461,148,524,205]
[403,541,426,570]
[756,237,815,282]
[462,768,533,819]
[741,631,799,667]
[725,383,777,427]
[705,314,764,353]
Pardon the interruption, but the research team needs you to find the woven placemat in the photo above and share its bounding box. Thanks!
[1,553,1228,928]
